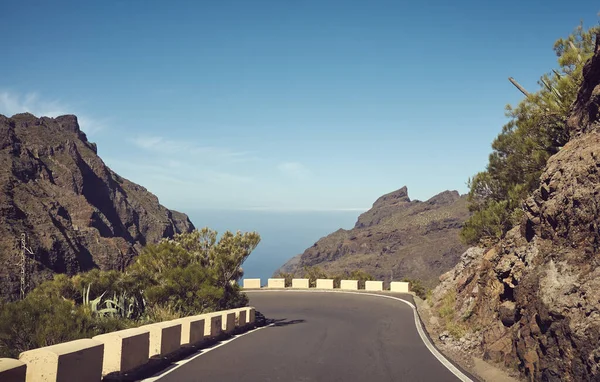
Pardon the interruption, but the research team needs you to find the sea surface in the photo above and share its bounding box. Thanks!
[185,210,361,282]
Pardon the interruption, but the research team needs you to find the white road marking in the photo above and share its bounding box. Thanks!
[142,323,274,382]
[145,289,473,382]
[245,289,474,382]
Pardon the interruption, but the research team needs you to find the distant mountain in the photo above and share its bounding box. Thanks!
[276,186,470,287]
[0,113,194,300]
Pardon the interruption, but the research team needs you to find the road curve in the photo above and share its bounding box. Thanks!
[155,291,470,382]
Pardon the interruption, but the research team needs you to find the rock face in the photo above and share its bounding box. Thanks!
[428,43,600,380]
[277,187,470,287]
[0,113,194,301]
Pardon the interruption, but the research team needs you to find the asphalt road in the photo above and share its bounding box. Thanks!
[155,291,465,382]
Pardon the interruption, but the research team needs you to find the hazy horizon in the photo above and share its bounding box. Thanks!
[186,209,361,281]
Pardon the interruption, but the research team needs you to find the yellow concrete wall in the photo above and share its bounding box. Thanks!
[170,316,206,346]
[390,281,410,293]
[234,309,247,328]
[316,279,334,289]
[92,327,149,375]
[19,339,103,382]
[0,358,26,382]
[243,278,261,289]
[222,312,236,334]
[247,307,256,326]
[12,306,259,379]
[267,278,285,288]
[291,278,309,288]
[340,280,358,290]
[205,314,222,339]
[365,281,383,291]
[140,322,182,358]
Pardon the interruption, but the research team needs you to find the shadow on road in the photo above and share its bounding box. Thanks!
[256,311,306,328]
[269,318,306,327]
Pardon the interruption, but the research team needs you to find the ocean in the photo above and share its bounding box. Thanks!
[185,210,361,281]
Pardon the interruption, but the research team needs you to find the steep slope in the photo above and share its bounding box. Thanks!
[427,41,600,380]
[0,113,194,301]
[277,187,470,287]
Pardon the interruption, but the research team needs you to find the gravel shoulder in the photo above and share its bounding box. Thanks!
[414,295,523,382]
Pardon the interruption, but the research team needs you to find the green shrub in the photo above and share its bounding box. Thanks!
[302,266,329,288]
[0,293,92,358]
[402,278,428,300]
[273,272,295,287]
[0,228,261,357]
[437,290,467,338]
[461,23,600,245]
[346,270,374,289]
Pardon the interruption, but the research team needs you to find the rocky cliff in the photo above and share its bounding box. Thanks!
[277,187,470,287]
[427,40,600,381]
[0,113,194,301]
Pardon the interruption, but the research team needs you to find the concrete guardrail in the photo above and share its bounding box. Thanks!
[0,358,27,382]
[4,307,256,382]
[267,278,285,288]
[247,307,256,327]
[222,311,236,334]
[92,327,149,376]
[340,280,359,290]
[291,278,309,288]
[205,313,222,340]
[365,280,383,291]
[243,278,261,289]
[19,339,104,382]
[170,316,206,346]
[316,279,334,289]
[141,321,182,358]
[390,281,410,293]
[235,309,247,329]
[242,278,412,293]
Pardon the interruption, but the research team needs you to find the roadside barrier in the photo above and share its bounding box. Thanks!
[5,307,256,382]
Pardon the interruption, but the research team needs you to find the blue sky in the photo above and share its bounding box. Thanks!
[1,0,598,211]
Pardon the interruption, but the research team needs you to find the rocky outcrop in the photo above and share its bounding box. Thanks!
[276,187,470,287]
[428,40,600,381]
[0,113,194,301]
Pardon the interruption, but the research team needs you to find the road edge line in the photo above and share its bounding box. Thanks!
[246,289,474,382]
[141,323,274,382]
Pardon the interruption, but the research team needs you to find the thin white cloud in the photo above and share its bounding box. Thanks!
[0,90,106,135]
[277,161,311,180]
[131,135,255,163]
[103,158,253,186]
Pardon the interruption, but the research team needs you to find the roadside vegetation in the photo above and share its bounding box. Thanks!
[0,228,260,358]
[461,24,600,245]
[437,290,467,338]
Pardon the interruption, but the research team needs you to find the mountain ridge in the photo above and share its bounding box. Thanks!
[276,186,469,287]
[0,113,194,300]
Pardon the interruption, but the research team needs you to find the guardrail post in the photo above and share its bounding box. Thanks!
[291,278,309,288]
[267,278,285,288]
[0,358,26,382]
[243,278,261,289]
[340,280,358,290]
[365,281,384,291]
[390,281,410,293]
[92,327,149,376]
[19,339,104,382]
[316,279,334,289]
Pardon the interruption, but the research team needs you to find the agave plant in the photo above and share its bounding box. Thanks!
[82,285,118,318]
[104,291,145,319]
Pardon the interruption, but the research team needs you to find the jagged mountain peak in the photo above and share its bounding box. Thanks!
[0,113,194,301]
